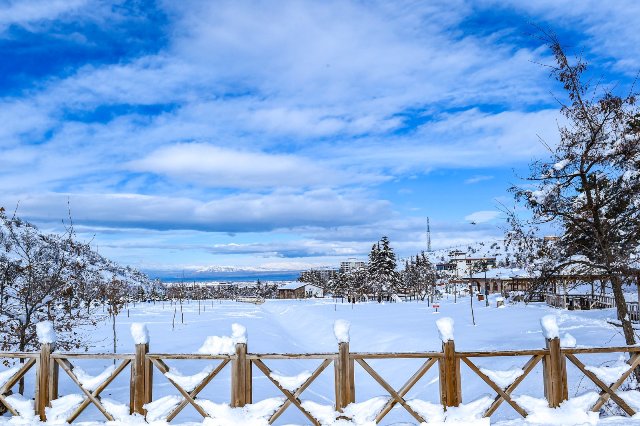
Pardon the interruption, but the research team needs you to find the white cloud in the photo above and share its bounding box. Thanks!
[8,189,391,232]
[128,143,380,189]
[3,0,638,268]
[483,0,640,73]
[328,108,562,173]
[0,0,88,33]
[465,175,494,184]
[464,211,502,224]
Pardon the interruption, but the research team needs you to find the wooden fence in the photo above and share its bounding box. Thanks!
[545,293,640,321]
[2,329,640,424]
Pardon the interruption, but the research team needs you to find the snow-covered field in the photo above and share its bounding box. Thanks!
[4,294,640,425]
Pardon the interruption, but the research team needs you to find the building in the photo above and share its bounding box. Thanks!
[277,282,324,299]
[339,258,366,274]
[452,256,496,275]
[461,267,608,296]
[317,269,338,281]
[438,251,497,277]
[462,267,534,294]
[436,262,456,272]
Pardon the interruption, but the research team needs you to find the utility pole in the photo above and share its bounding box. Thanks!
[427,217,432,252]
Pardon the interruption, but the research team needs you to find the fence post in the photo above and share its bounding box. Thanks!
[436,318,460,408]
[335,341,354,411]
[35,322,57,421]
[333,320,354,412]
[439,339,461,407]
[231,342,251,407]
[231,325,251,407]
[541,316,568,407]
[130,323,152,415]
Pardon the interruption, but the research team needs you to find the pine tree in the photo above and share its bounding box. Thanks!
[367,237,400,301]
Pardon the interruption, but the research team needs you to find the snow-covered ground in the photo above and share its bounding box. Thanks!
[3,294,640,425]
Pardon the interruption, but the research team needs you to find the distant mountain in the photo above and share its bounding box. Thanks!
[194,265,275,273]
[144,265,310,282]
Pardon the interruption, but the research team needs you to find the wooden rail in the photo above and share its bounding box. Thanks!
[3,331,640,423]
[545,293,640,322]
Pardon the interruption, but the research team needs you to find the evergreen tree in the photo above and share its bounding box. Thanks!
[367,237,399,301]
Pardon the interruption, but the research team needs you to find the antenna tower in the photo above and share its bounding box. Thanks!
[427,217,432,252]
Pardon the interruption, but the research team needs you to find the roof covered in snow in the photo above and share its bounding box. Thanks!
[468,267,535,280]
[278,281,322,290]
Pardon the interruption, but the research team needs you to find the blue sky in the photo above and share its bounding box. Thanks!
[1,0,639,273]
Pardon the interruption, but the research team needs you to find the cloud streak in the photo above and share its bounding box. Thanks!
[9,189,391,232]
[129,142,383,189]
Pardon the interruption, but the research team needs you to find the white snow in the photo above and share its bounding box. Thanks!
[585,356,630,385]
[302,397,388,425]
[560,332,577,348]
[44,394,84,423]
[408,396,493,425]
[514,392,600,425]
[143,395,182,422]
[341,397,389,425]
[553,159,570,171]
[198,335,236,355]
[73,364,116,391]
[101,399,141,423]
[0,365,21,388]
[436,317,454,342]
[5,297,640,425]
[130,323,149,345]
[164,364,214,392]
[300,401,338,426]
[4,394,35,420]
[36,321,56,344]
[619,390,640,411]
[540,315,559,339]
[198,397,284,426]
[334,319,351,343]
[270,370,312,392]
[198,323,247,355]
[231,323,247,344]
[479,367,524,389]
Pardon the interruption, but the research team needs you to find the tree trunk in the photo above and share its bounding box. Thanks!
[637,275,640,311]
[611,275,635,345]
[470,285,476,326]
[112,314,117,354]
[18,332,26,395]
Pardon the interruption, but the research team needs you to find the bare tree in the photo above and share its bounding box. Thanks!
[99,279,129,354]
[0,207,158,362]
[0,208,98,355]
[509,34,640,346]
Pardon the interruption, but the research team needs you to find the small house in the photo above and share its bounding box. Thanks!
[277,282,324,299]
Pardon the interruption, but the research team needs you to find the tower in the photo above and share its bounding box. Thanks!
[427,217,432,252]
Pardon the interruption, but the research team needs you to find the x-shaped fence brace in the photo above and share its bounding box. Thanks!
[56,358,131,422]
[0,358,37,416]
[565,353,640,416]
[461,355,543,418]
[252,358,332,426]
[354,357,438,424]
[149,357,230,421]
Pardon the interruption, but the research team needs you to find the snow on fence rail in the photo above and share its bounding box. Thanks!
[2,317,640,425]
